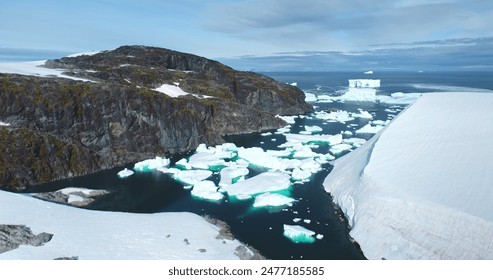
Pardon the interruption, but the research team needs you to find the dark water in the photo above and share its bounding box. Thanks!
[28,71,493,260]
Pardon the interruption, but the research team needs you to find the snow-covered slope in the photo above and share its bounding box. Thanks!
[0,190,254,260]
[324,92,493,259]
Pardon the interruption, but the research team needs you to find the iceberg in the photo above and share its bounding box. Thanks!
[117,168,134,178]
[283,224,316,243]
[348,79,380,88]
[324,92,493,259]
[304,92,317,102]
[133,156,170,172]
[252,193,296,208]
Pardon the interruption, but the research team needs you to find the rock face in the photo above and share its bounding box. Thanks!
[0,225,53,254]
[0,46,312,191]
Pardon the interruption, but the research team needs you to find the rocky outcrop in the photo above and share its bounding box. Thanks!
[45,45,312,115]
[0,225,53,254]
[0,46,312,191]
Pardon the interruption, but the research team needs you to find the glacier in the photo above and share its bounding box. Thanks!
[323,92,493,259]
[0,190,255,259]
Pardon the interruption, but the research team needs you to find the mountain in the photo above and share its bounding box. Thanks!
[0,45,313,191]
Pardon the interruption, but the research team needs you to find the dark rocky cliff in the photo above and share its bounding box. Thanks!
[0,46,312,191]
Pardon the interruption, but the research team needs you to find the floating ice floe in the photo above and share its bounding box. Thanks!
[355,123,385,134]
[134,156,170,172]
[252,193,296,208]
[343,138,367,148]
[283,224,316,243]
[117,168,134,178]
[284,133,342,146]
[222,171,291,197]
[190,180,224,202]
[219,165,249,188]
[173,170,213,185]
[330,144,353,155]
[302,125,323,134]
[314,110,354,123]
[364,70,374,75]
[352,110,373,119]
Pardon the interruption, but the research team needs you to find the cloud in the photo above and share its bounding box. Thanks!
[218,36,493,71]
[204,0,493,53]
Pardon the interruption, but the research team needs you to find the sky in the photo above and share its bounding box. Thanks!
[1,0,493,70]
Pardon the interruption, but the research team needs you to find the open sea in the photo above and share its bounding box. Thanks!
[27,71,493,260]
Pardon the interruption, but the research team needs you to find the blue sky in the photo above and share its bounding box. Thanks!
[1,0,493,70]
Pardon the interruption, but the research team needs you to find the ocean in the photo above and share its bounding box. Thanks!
[28,70,493,260]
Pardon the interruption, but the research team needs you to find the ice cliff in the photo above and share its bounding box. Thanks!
[324,92,493,259]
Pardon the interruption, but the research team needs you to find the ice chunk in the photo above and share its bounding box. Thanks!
[134,156,170,172]
[222,171,291,197]
[173,170,212,185]
[261,132,273,136]
[364,70,374,74]
[283,225,316,243]
[276,125,291,134]
[303,125,323,134]
[0,121,10,126]
[303,219,311,224]
[252,193,296,208]
[284,133,342,146]
[337,88,377,102]
[117,168,134,178]
[371,120,389,126]
[343,138,367,148]
[191,180,224,202]
[304,92,317,102]
[348,79,380,88]
[330,143,353,155]
[343,130,353,136]
[356,123,384,134]
[314,110,354,123]
[188,152,226,171]
[175,158,192,170]
[277,115,297,124]
[316,234,324,240]
[352,110,373,119]
[293,218,302,222]
[219,166,249,187]
[292,168,312,181]
[237,147,296,171]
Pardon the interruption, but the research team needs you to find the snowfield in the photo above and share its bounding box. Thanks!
[324,92,493,259]
[0,190,255,260]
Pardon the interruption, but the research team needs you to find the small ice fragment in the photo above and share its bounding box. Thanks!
[283,225,316,243]
[117,168,134,178]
